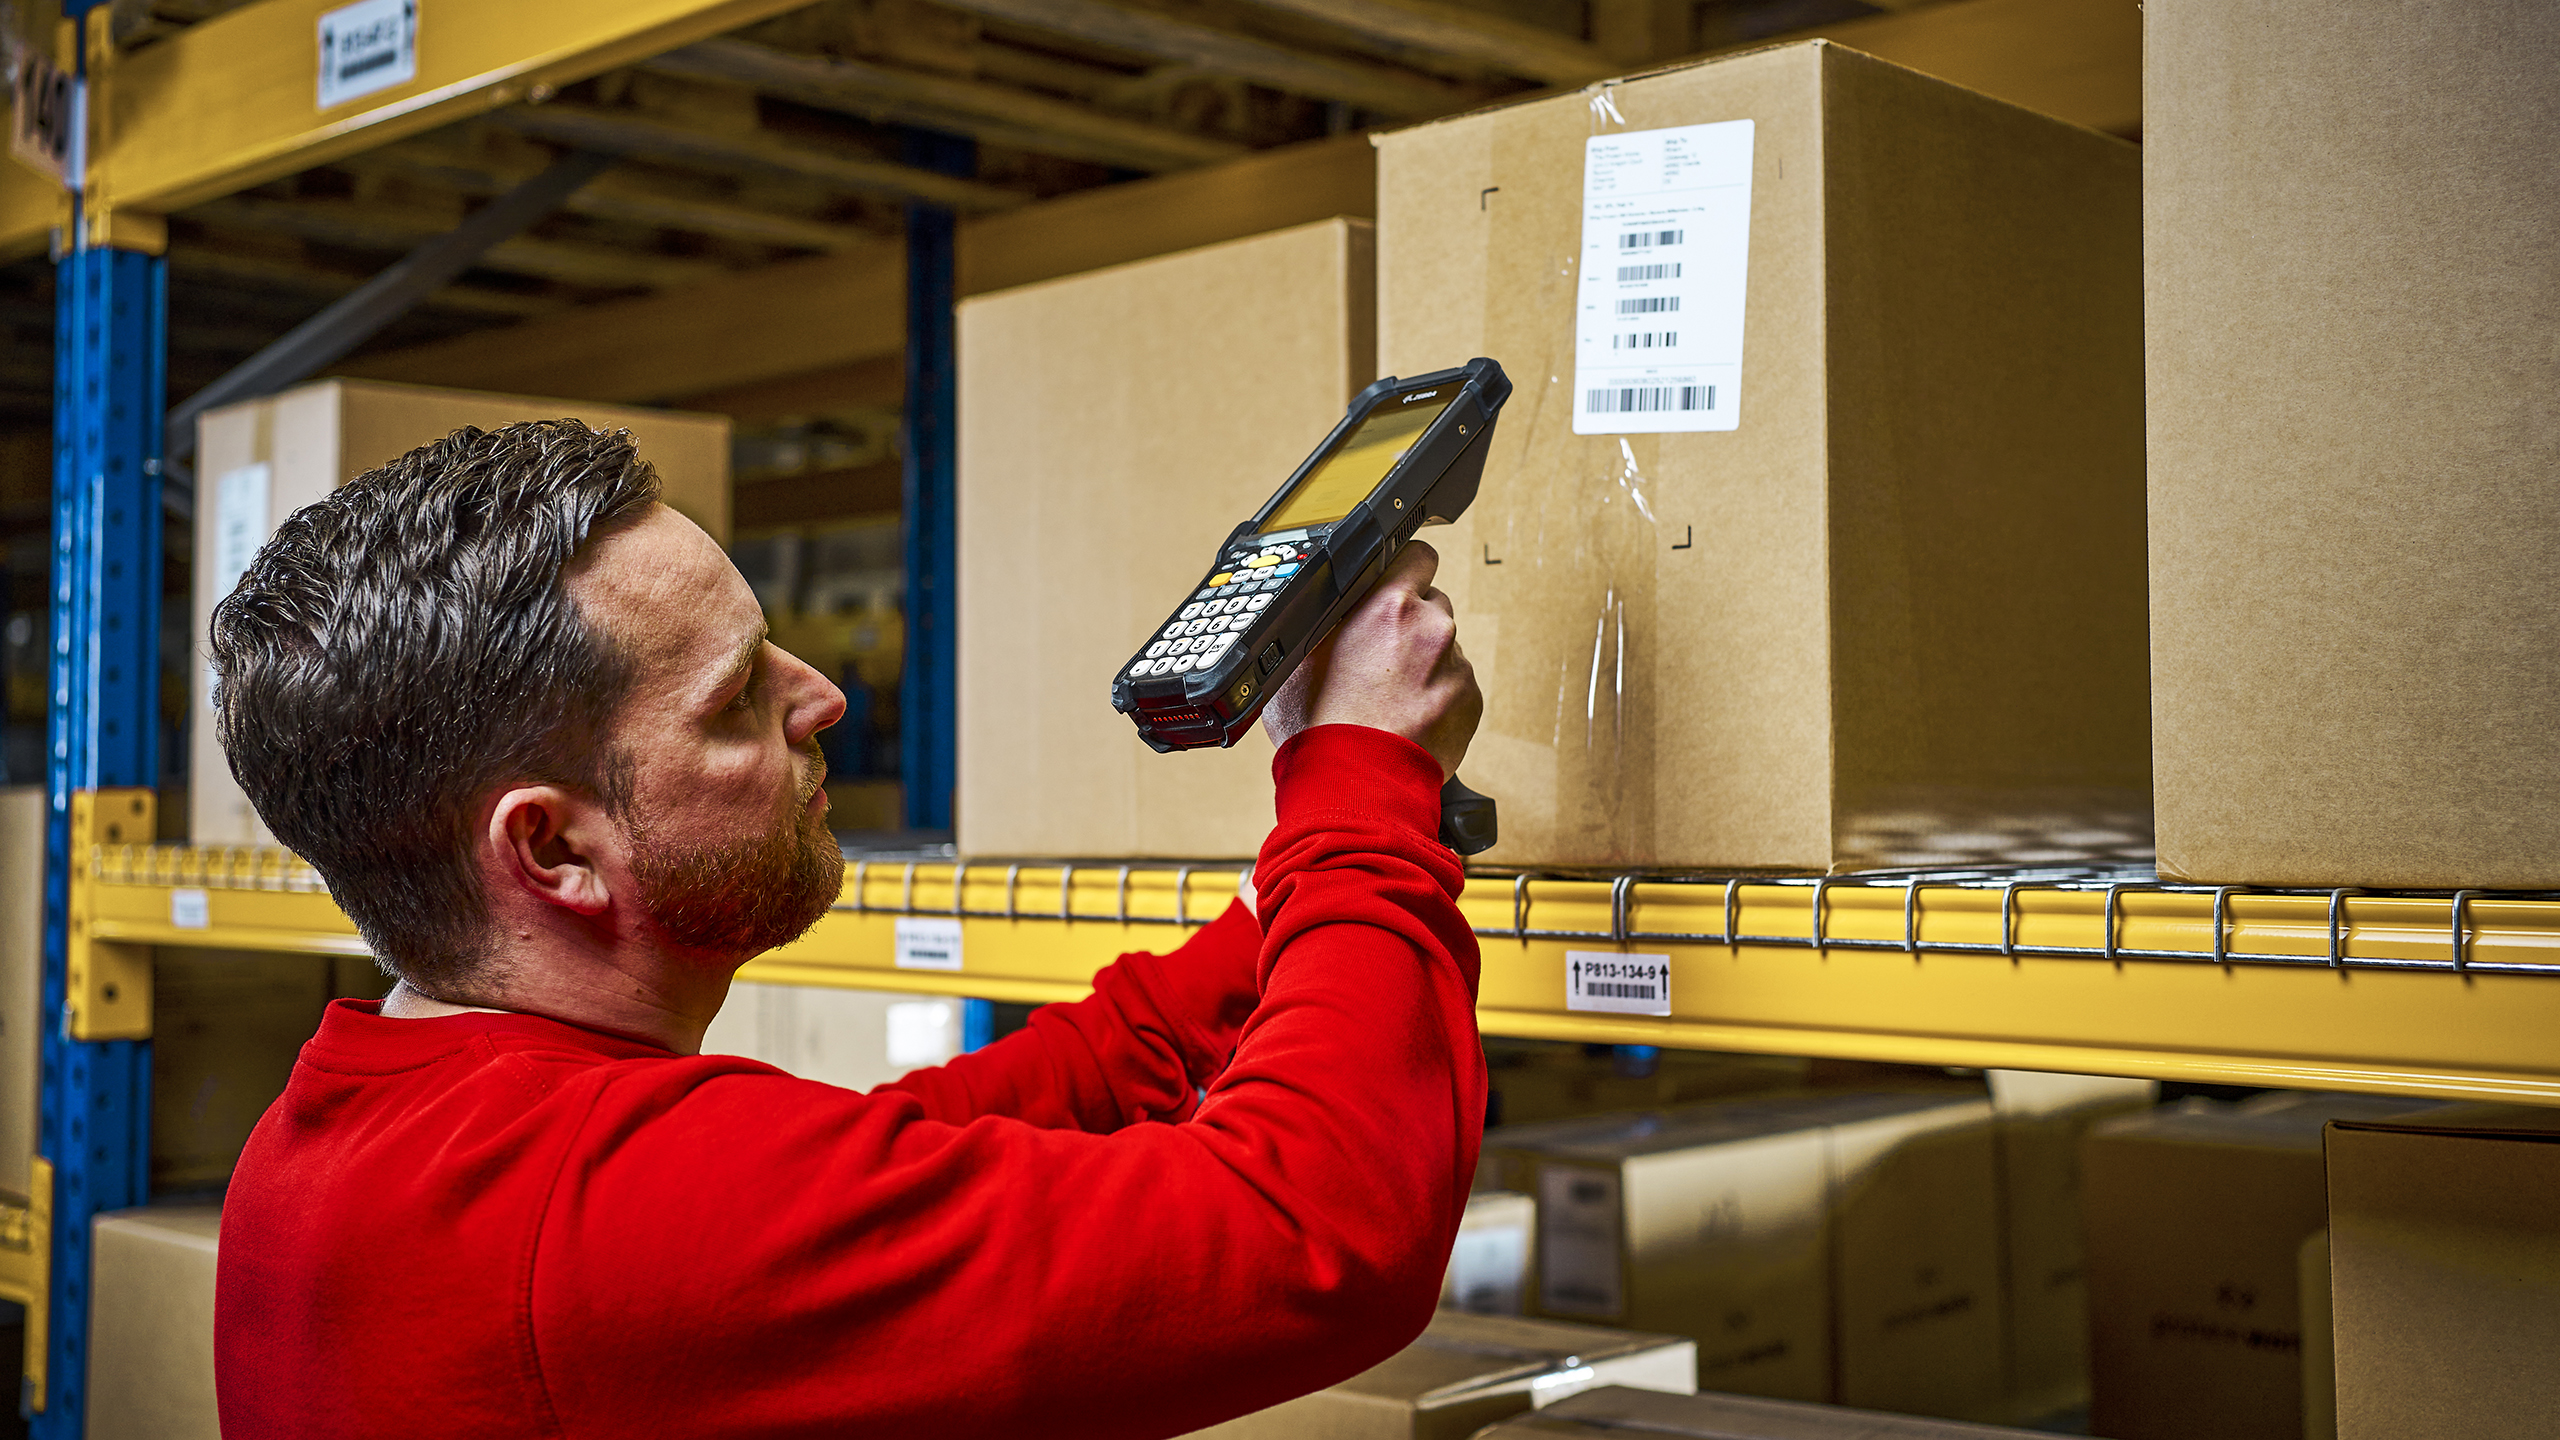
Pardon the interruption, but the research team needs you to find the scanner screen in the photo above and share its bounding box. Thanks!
[1258,388,1457,533]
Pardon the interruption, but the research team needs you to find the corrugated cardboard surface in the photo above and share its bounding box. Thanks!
[1490,1092,2001,1418]
[1481,1382,2057,1438]
[90,1205,222,1440]
[2325,1106,2560,1440]
[1983,1071,2155,1422]
[1178,1311,1693,1440]
[2080,1093,2443,1440]
[954,218,1375,858]
[191,379,731,846]
[1376,42,2145,870]
[2144,1,2560,887]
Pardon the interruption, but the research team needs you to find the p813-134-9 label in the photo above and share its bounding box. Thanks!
[1564,950,1671,1016]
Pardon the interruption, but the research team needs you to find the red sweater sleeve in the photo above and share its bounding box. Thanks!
[531,725,1486,1439]
[873,898,1262,1131]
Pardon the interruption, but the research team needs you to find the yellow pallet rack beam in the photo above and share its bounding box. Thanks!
[80,838,2560,1105]
[1,0,829,256]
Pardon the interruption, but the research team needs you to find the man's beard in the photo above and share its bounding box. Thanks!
[623,763,844,958]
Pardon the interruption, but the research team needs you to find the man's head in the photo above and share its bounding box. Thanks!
[212,421,845,1002]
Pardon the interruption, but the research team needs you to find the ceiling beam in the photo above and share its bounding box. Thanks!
[167,246,565,318]
[1233,0,1616,86]
[490,103,1035,212]
[358,140,884,254]
[341,132,1376,401]
[928,0,1487,118]
[647,38,1246,172]
[187,195,732,290]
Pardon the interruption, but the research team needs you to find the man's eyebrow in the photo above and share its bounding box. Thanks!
[706,622,769,703]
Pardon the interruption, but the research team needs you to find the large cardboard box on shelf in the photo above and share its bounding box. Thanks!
[1374,41,2146,872]
[191,379,731,846]
[90,1205,221,1440]
[954,217,1374,859]
[2324,1106,2560,1439]
[700,982,963,1090]
[1486,1042,1809,1127]
[2079,1092,2446,1440]
[1486,1091,2003,1419]
[1984,1069,2156,1423]
[1444,1189,1537,1316]
[1178,1311,1693,1440]
[1476,1383,2063,1439]
[2144,1,2560,887]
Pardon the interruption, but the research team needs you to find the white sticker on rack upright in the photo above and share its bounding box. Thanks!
[893,917,964,971]
[317,0,418,110]
[1564,950,1671,1016]
[1573,120,1754,435]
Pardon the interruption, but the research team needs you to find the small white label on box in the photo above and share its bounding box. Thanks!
[1573,119,1755,436]
[893,917,964,971]
[1538,1165,1625,1319]
[170,888,210,929]
[317,0,417,110]
[1446,1222,1530,1316]
[1564,950,1671,1016]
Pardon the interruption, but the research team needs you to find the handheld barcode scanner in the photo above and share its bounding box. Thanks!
[1112,357,1512,856]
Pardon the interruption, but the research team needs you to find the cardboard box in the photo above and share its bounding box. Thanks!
[1445,1189,1536,1316]
[192,379,731,846]
[1487,1043,1809,1127]
[1375,41,2146,870]
[1983,1070,2156,1422]
[954,217,1374,858]
[2144,2,2560,887]
[1476,1383,2061,1438]
[0,787,37,1198]
[2080,1093,2445,1440]
[2299,1229,2333,1440]
[90,1205,221,1440]
[699,982,964,1090]
[1489,1091,2002,1417]
[1180,1311,1693,1440]
[2325,1106,2560,1440]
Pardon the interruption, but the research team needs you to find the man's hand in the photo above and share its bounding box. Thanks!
[1260,540,1483,779]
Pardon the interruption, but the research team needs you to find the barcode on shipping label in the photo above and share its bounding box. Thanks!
[1575,120,1752,435]
[893,917,964,971]
[317,0,418,109]
[1564,950,1671,1015]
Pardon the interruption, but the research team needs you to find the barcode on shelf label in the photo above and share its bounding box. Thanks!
[1576,120,1753,435]
[1564,950,1671,1015]
[317,0,418,110]
[894,917,964,971]
[1585,385,1712,413]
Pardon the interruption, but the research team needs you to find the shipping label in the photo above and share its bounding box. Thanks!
[1445,1221,1530,1315]
[1538,1165,1626,1319]
[1573,119,1754,435]
[1565,949,1671,1016]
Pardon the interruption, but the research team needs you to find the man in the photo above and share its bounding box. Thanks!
[211,420,1487,1438]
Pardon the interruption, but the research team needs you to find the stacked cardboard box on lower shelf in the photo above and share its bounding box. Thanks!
[1476,1384,2058,1439]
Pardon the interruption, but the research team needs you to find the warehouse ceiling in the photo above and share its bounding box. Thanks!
[0,0,1952,440]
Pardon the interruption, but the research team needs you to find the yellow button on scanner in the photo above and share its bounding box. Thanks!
[1247,556,1279,568]
[1210,572,1233,586]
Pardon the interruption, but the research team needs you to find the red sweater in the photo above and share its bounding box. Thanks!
[215,726,1485,1438]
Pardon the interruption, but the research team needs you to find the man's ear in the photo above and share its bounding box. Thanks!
[488,785,614,916]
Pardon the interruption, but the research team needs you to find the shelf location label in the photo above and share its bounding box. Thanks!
[1573,119,1754,436]
[317,0,418,110]
[1564,950,1671,1016]
[894,917,964,972]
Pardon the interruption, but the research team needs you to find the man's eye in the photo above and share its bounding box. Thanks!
[727,681,757,712]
